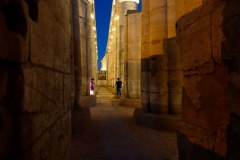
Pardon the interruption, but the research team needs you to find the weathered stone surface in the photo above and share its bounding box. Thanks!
[167,38,181,70]
[79,0,86,18]
[79,95,96,108]
[140,0,150,112]
[212,3,225,64]
[150,92,168,114]
[134,108,181,131]
[175,0,202,21]
[179,14,213,72]
[167,38,183,114]
[168,71,182,93]
[169,93,182,114]
[182,65,229,131]
[18,111,71,160]
[178,120,228,157]
[30,1,71,73]
[167,0,176,38]
[64,74,75,111]
[150,69,168,92]
[119,98,141,108]
[177,129,225,160]
[141,90,150,112]
[20,66,73,159]
[124,12,141,99]
[0,12,28,62]
[0,0,98,159]
[141,59,149,92]
[44,0,71,34]
[177,1,233,159]
[23,66,64,114]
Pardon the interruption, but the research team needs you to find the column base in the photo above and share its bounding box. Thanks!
[119,98,141,108]
[133,108,181,131]
[79,95,96,108]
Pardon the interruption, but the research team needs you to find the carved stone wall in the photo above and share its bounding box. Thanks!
[0,0,73,159]
[176,0,240,159]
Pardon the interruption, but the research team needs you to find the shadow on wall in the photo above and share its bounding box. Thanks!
[0,61,27,159]
[0,0,38,159]
[141,38,182,114]
[174,0,240,159]
[222,0,240,159]
[1,0,38,38]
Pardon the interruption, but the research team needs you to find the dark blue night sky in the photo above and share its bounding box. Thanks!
[95,0,142,70]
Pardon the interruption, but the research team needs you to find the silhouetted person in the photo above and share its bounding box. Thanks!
[115,78,122,99]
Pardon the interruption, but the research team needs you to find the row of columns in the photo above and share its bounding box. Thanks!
[102,0,182,111]
[141,0,182,114]
[103,0,139,92]
[74,0,98,107]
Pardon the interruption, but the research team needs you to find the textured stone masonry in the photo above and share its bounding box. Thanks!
[0,0,73,159]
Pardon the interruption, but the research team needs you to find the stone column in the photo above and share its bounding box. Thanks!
[78,0,96,107]
[149,0,168,114]
[86,2,91,95]
[141,0,150,111]
[124,12,141,99]
[119,0,138,81]
[72,0,81,108]
[168,38,182,114]
[124,15,129,98]
[89,2,98,82]
[80,1,88,96]
[167,0,176,38]
[167,0,182,114]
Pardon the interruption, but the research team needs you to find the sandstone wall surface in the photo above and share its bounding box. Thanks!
[0,0,74,159]
[124,11,141,99]
[177,0,240,159]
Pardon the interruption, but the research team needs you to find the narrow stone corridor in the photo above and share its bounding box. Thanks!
[71,87,178,160]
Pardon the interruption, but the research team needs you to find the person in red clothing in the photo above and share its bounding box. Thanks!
[90,78,95,95]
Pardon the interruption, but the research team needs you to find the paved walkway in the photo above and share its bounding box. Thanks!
[71,86,178,160]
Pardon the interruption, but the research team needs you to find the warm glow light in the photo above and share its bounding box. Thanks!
[114,16,119,20]
[112,27,116,31]
[91,13,94,19]
[111,36,113,39]
[93,26,96,30]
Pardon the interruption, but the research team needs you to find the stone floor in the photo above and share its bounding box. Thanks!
[71,87,179,160]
